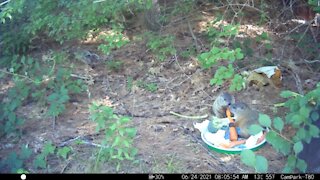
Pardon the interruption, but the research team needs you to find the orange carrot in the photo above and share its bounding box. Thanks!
[226,108,238,141]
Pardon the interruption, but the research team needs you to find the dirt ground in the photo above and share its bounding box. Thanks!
[1,1,319,173]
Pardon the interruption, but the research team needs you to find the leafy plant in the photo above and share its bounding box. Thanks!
[0,80,30,135]
[198,20,246,92]
[89,102,138,171]
[33,141,72,170]
[33,141,56,169]
[126,76,133,91]
[146,33,176,61]
[0,0,151,55]
[206,20,239,46]
[0,145,32,173]
[106,60,124,72]
[57,146,72,160]
[137,80,158,93]
[240,84,320,173]
[180,46,197,59]
[98,26,129,55]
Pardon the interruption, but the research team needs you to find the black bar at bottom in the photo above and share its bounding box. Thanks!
[0,173,319,180]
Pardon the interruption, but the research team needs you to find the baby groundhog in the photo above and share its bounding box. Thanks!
[229,102,260,138]
[212,92,235,118]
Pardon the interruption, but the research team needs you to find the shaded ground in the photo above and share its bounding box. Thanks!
[1,1,319,173]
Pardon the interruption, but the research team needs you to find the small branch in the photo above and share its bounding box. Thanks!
[170,111,208,119]
[187,20,200,52]
[0,0,10,7]
[0,69,39,83]
[80,140,109,149]
[70,73,92,80]
[303,59,320,64]
[93,0,106,3]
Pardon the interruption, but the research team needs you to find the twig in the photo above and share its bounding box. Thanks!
[303,59,320,64]
[58,136,82,147]
[80,140,109,149]
[170,111,208,119]
[292,71,304,96]
[187,20,200,52]
[70,73,92,80]
[60,159,71,173]
[0,0,10,7]
[202,3,270,20]
[0,69,39,83]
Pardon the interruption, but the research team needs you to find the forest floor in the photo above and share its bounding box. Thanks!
[0,1,319,173]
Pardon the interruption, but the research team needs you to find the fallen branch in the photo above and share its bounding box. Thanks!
[0,0,10,7]
[170,111,208,119]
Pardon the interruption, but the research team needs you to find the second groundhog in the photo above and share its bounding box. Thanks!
[212,92,235,118]
[229,102,260,138]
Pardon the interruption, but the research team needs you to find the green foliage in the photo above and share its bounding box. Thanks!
[126,76,133,91]
[232,38,254,57]
[0,0,151,55]
[199,21,246,92]
[33,142,56,169]
[137,80,158,93]
[248,124,264,136]
[0,145,32,173]
[240,150,268,173]
[198,48,243,69]
[89,102,138,171]
[240,84,320,173]
[229,74,245,92]
[180,46,197,59]
[0,80,29,135]
[57,147,72,160]
[47,86,69,117]
[289,33,320,60]
[308,0,320,13]
[210,64,234,86]
[0,53,86,137]
[98,26,129,55]
[33,142,72,170]
[106,60,124,72]
[146,33,176,61]
[206,21,239,46]
[258,114,271,128]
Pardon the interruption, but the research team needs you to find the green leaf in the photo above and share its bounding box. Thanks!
[126,128,137,137]
[57,146,71,159]
[240,149,256,167]
[286,155,297,169]
[33,155,46,169]
[6,152,23,173]
[248,124,263,135]
[282,166,293,173]
[273,117,284,132]
[296,128,306,141]
[310,110,320,121]
[293,141,303,155]
[279,140,292,155]
[258,114,271,128]
[280,91,297,98]
[291,114,304,127]
[309,124,320,138]
[255,155,268,173]
[296,158,307,172]
[43,142,56,156]
[19,145,32,159]
[299,107,310,118]
[112,136,121,147]
[124,152,133,160]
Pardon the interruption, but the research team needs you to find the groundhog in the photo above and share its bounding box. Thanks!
[212,92,235,118]
[229,102,260,138]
